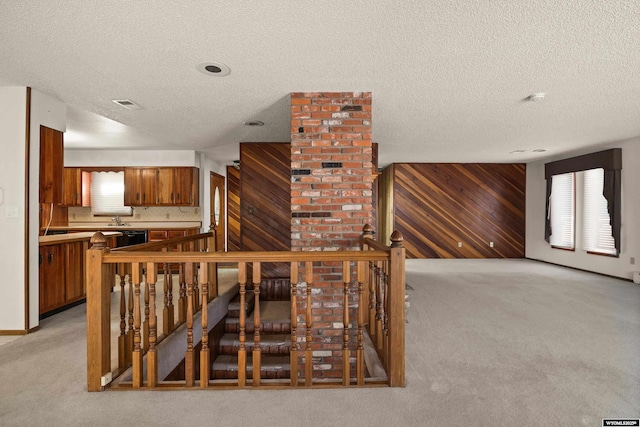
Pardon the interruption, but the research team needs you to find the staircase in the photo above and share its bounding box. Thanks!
[212,281,292,380]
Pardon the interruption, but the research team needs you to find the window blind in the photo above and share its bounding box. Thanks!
[549,172,575,249]
[582,168,616,255]
[90,171,132,216]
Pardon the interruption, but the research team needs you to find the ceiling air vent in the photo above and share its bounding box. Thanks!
[112,99,143,110]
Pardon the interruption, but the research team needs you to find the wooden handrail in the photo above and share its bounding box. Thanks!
[112,232,213,252]
[102,250,390,263]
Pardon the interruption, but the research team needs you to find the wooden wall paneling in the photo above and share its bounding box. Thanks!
[239,143,291,278]
[226,166,241,252]
[39,126,63,204]
[393,163,525,259]
[377,165,395,246]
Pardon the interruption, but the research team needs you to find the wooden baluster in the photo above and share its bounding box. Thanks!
[342,260,350,386]
[166,263,174,333]
[252,262,261,387]
[357,260,366,386]
[143,279,150,354]
[126,264,134,367]
[192,260,200,313]
[290,262,299,387]
[304,261,313,386]
[375,261,384,352]
[238,262,247,387]
[200,262,210,387]
[162,246,171,336]
[362,224,374,328]
[184,262,195,387]
[117,264,127,369]
[383,261,390,370]
[388,231,406,387]
[146,262,158,388]
[131,263,143,388]
[178,263,186,324]
[368,261,376,339]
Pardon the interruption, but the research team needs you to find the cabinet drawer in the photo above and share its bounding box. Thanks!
[168,230,186,238]
[148,230,168,240]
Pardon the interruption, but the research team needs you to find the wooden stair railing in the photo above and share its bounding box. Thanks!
[86,225,405,391]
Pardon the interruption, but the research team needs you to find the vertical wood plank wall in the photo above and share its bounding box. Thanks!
[389,163,526,259]
[226,165,241,252]
[377,165,394,247]
[239,143,291,277]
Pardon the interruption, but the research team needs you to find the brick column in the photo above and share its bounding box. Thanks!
[290,92,373,378]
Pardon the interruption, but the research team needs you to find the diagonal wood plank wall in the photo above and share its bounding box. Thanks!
[226,165,241,252]
[389,163,526,258]
[239,143,291,277]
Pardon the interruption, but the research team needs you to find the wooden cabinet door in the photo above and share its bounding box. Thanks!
[39,244,65,313]
[61,168,82,206]
[39,126,64,204]
[124,168,142,206]
[157,168,174,205]
[65,242,85,303]
[140,168,158,205]
[173,167,193,205]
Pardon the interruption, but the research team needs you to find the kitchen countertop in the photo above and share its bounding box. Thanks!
[39,231,122,246]
[45,221,203,231]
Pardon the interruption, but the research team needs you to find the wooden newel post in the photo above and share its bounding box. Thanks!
[86,232,110,392]
[362,224,374,249]
[388,230,406,387]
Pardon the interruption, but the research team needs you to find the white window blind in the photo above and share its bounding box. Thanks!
[582,168,616,255]
[90,171,132,216]
[549,172,575,249]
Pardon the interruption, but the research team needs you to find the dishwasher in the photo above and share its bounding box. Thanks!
[115,230,148,247]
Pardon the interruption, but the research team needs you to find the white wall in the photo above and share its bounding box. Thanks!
[526,137,640,280]
[0,87,28,331]
[0,87,66,331]
[64,149,197,167]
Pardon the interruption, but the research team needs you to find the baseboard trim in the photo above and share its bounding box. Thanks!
[525,257,633,282]
[0,329,28,336]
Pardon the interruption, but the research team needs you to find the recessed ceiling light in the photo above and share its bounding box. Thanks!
[528,93,545,102]
[243,120,264,126]
[197,61,231,77]
[112,99,142,110]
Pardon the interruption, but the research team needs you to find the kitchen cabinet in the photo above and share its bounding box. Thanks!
[124,167,158,206]
[65,241,85,303]
[61,168,91,207]
[125,167,199,206]
[39,244,65,314]
[39,126,64,204]
[39,241,85,315]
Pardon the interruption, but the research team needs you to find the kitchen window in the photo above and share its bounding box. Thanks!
[90,171,132,216]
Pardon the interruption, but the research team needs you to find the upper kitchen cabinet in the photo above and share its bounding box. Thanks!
[125,167,199,206]
[158,167,199,205]
[124,167,158,206]
[39,126,63,204]
[61,168,92,207]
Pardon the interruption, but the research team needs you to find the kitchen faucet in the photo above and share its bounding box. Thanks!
[111,216,124,226]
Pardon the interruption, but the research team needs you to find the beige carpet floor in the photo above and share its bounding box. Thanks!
[0,259,638,426]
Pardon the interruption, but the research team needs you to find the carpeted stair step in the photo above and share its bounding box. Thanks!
[225,300,291,334]
[227,292,255,318]
[219,333,292,355]
[212,354,291,380]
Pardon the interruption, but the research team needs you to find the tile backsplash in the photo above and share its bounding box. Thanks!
[68,206,201,223]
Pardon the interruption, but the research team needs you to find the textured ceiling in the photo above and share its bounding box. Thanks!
[1,0,639,167]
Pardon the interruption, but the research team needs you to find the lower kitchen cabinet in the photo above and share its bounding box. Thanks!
[39,241,85,316]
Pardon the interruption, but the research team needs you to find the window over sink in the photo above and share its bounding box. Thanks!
[90,171,133,216]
